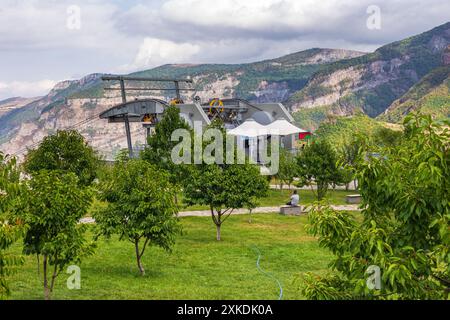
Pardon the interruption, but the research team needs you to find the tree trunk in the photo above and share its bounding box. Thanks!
[346,183,349,191]
[211,208,222,241]
[216,224,221,241]
[135,240,145,276]
[50,262,58,294]
[37,254,40,278]
[317,182,328,201]
[354,179,358,190]
[43,255,51,301]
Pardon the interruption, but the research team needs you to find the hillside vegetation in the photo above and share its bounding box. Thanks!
[312,115,402,149]
[288,22,450,119]
[379,66,450,123]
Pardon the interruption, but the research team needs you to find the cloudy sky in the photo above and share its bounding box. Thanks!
[0,0,449,100]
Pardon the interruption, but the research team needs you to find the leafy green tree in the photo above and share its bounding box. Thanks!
[24,130,99,186]
[184,123,269,241]
[114,148,130,163]
[0,221,23,300]
[143,106,191,162]
[141,106,192,203]
[339,136,365,190]
[94,159,181,276]
[17,171,94,300]
[373,127,403,148]
[296,140,345,201]
[275,149,298,191]
[0,152,23,300]
[185,163,268,241]
[302,114,449,300]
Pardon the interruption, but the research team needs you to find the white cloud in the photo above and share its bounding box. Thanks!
[0,0,134,51]
[119,38,201,72]
[124,0,450,45]
[161,0,349,32]
[112,0,450,66]
[0,80,58,98]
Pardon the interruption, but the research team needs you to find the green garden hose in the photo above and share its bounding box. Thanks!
[250,246,283,300]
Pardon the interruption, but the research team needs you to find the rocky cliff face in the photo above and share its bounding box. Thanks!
[0,97,40,118]
[288,22,450,119]
[0,94,153,160]
[378,65,450,123]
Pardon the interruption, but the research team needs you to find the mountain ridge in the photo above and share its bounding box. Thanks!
[288,22,450,118]
[0,48,363,158]
[1,22,449,158]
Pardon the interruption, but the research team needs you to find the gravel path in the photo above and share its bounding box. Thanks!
[270,184,358,191]
[80,204,360,224]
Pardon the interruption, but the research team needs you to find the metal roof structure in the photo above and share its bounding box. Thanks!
[99,75,299,158]
[100,76,202,158]
[99,99,168,123]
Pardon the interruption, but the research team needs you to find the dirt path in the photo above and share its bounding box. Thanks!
[177,204,360,217]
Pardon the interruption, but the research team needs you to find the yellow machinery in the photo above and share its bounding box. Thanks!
[142,113,157,124]
[208,98,224,115]
[169,98,184,106]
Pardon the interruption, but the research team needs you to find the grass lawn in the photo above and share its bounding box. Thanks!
[7,213,340,300]
[181,189,355,211]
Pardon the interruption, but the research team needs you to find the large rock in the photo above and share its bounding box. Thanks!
[280,206,304,216]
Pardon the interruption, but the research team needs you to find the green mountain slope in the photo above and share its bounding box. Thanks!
[378,65,450,123]
[288,22,450,121]
[308,114,403,151]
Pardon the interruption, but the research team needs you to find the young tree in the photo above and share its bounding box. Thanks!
[143,106,191,163]
[18,171,94,300]
[184,123,269,241]
[275,149,298,191]
[0,152,23,300]
[185,163,268,241]
[0,221,23,300]
[141,106,192,203]
[302,114,449,300]
[296,140,345,201]
[24,130,99,186]
[339,136,365,190]
[94,159,181,276]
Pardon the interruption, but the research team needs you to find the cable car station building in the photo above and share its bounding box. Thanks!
[99,76,303,159]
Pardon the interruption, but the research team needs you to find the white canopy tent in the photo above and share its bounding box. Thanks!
[264,117,308,136]
[227,118,269,137]
[228,117,307,137]
[227,117,306,165]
